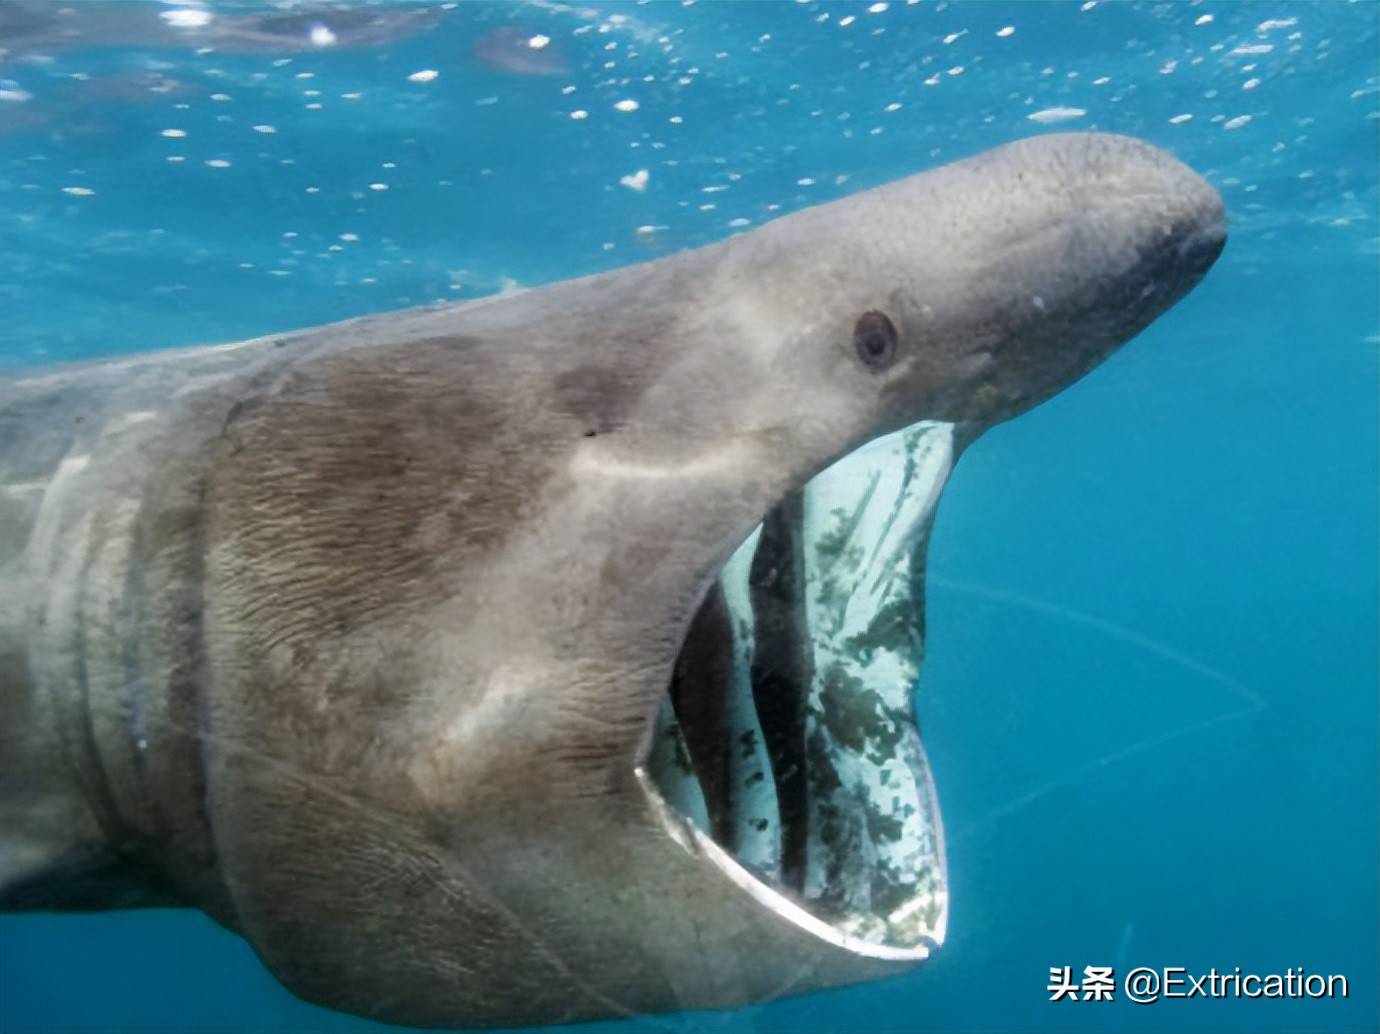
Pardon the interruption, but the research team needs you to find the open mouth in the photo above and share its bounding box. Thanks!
[637,421,955,959]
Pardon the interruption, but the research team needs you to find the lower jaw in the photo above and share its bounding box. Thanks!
[639,420,955,958]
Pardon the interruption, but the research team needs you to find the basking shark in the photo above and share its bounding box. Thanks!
[0,133,1225,1027]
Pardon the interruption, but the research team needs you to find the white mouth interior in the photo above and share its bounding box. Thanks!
[638,421,954,958]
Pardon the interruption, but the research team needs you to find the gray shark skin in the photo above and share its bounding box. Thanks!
[0,134,1225,1028]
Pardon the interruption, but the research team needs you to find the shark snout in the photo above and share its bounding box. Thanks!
[1131,172,1227,317]
[1086,131,1228,286]
[928,133,1228,426]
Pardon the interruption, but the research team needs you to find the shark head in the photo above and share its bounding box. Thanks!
[170,134,1224,1026]
[627,129,1225,979]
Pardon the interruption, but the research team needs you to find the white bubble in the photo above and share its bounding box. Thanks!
[205,159,231,168]
[570,109,589,120]
[1195,14,1214,26]
[339,233,360,242]
[1169,113,1194,124]
[61,186,95,196]
[996,26,1015,38]
[528,34,551,49]
[309,23,337,47]
[884,102,902,112]
[160,9,213,29]
[614,98,639,112]
[868,2,888,12]
[408,69,439,83]
[1027,106,1087,123]
[161,128,187,138]
[839,15,856,26]
[1243,78,1261,90]
[619,169,650,192]
[252,124,277,134]
[369,183,389,191]
[1224,114,1252,129]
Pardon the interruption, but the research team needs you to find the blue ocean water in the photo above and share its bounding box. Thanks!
[0,1,1375,1032]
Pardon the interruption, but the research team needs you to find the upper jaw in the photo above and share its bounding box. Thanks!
[639,419,958,959]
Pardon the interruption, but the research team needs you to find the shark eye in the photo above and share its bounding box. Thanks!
[853,310,899,371]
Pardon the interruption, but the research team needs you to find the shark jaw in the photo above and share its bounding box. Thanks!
[637,421,955,960]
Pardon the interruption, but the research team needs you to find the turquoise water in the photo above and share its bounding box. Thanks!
[1,1,1376,1032]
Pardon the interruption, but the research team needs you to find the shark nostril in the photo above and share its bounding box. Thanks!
[1178,218,1228,270]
